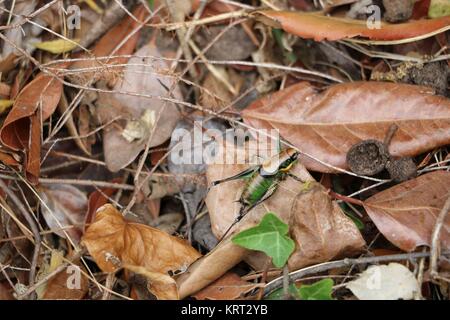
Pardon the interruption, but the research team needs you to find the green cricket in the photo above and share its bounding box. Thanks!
[209,148,302,241]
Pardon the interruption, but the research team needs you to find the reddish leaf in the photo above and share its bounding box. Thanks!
[42,260,89,300]
[412,0,431,19]
[84,180,119,229]
[252,10,450,41]
[0,150,20,169]
[364,171,450,252]
[0,282,14,300]
[191,0,237,15]
[242,81,450,173]
[0,72,64,183]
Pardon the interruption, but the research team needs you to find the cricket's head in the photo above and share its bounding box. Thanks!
[261,148,300,176]
[278,148,300,172]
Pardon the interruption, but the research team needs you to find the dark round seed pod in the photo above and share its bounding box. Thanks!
[346,140,390,176]
[386,157,417,182]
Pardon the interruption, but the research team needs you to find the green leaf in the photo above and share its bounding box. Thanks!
[232,213,295,268]
[298,279,334,300]
[429,0,450,18]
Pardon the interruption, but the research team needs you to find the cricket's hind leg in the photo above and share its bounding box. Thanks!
[206,167,259,194]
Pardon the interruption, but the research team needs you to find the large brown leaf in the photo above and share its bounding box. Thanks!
[242,81,450,173]
[97,42,182,172]
[82,204,201,274]
[364,171,450,252]
[0,72,63,182]
[176,142,365,298]
[252,10,450,41]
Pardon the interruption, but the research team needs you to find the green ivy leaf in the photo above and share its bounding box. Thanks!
[298,279,334,300]
[232,213,295,268]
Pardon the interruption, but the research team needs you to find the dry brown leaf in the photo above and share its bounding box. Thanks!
[193,272,259,300]
[84,181,119,229]
[39,184,88,243]
[252,10,450,41]
[97,42,182,171]
[176,142,365,298]
[0,282,14,300]
[364,170,450,252]
[125,264,179,300]
[82,204,201,274]
[0,72,64,182]
[0,149,20,169]
[42,261,89,300]
[242,81,450,173]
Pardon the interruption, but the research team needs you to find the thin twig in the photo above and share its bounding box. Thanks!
[263,251,450,296]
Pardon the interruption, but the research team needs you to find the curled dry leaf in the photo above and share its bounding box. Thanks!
[252,10,450,41]
[242,81,450,173]
[363,170,450,252]
[82,204,201,274]
[39,184,88,244]
[98,42,182,172]
[125,264,179,300]
[346,263,420,300]
[0,72,64,182]
[176,142,365,298]
[193,272,260,300]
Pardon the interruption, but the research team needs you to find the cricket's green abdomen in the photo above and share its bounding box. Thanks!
[241,174,276,206]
